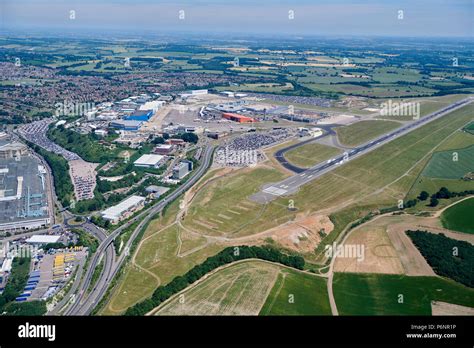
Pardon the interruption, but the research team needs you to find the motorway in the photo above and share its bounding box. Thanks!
[63,145,215,315]
[250,97,474,204]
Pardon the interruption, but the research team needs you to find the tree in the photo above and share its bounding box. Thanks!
[152,136,165,145]
[418,191,429,201]
[429,196,439,207]
[436,187,452,199]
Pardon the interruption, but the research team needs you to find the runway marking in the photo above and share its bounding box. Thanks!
[263,186,287,196]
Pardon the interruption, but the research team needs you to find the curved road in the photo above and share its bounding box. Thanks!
[274,124,337,173]
[64,145,215,315]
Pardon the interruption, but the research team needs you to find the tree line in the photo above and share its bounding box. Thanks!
[125,246,305,316]
[405,187,474,209]
[30,143,74,207]
[407,230,473,288]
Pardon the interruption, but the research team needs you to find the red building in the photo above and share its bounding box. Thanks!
[222,113,256,123]
[166,138,186,146]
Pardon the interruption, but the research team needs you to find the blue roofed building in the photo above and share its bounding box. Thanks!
[124,109,154,121]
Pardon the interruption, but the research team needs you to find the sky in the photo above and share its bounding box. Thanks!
[1,0,473,38]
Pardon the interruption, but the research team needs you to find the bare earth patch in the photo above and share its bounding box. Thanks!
[385,222,436,276]
[334,226,404,274]
[431,301,474,316]
[264,213,334,253]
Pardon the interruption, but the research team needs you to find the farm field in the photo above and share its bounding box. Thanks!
[441,198,474,234]
[422,145,474,179]
[333,224,404,275]
[335,120,401,147]
[333,273,474,315]
[284,142,342,169]
[303,82,437,98]
[216,83,294,93]
[406,131,474,201]
[465,122,474,135]
[154,260,280,316]
[259,268,331,315]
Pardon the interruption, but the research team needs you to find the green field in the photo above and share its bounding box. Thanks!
[406,131,474,201]
[336,120,401,147]
[441,198,474,234]
[284,142,342,169]
[422,145,474,179]
[464,122,474,135]
[333,273,474,315]
[260,268,331,315]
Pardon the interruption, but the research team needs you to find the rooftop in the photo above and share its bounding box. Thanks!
[26,235,60,244]
[111,120,144,127]
[101,195,145,220]
[130,109,153,116]
[0,156,49,226]
[134,154,164,166]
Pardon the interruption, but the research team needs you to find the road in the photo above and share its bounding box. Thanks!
[273,124,337,173]
[250,97,473,203]
[64,145,215,315]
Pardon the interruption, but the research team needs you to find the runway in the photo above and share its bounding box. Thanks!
[250,97,473,204]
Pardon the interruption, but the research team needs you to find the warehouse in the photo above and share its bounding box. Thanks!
[101,195,146,224]
[139,101,165,112]
[133,154,165,168]
[125,109,154,122]
[110,120,144,131]
[0,138,28,159]
[0,156,51,232]
[153,144,174,155]
[26,235,61,246]
[222,113,256,123]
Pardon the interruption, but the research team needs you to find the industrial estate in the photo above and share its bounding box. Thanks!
[0,3,473,340]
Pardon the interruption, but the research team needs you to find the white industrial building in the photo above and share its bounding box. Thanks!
[0,141,28,159]
[26,235,61,245]
[101,195,146,224]
[298,127,323,138]
[134,154,165,168]
[94,129,108,137]
[139,100,166,113]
